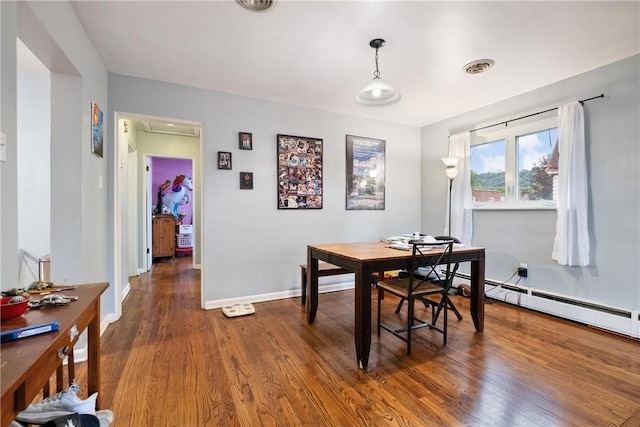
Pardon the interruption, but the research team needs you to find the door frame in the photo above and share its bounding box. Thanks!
[144,153,195,270]
[113,112,203,315]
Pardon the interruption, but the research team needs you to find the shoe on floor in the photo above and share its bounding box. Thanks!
[16,381,97,424]
[42,413,100,427]
[96,409,114,427]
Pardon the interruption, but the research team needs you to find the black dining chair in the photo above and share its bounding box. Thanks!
[394,236,464,325]
[375,239,455,354]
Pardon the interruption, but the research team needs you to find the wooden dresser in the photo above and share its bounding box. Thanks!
[152,215,175,260]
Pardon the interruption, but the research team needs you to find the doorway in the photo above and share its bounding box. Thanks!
[114,113,202,314]
[147,155,195,267]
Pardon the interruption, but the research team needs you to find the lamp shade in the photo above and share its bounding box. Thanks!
[441,156,460,180]
[355,79,401,106]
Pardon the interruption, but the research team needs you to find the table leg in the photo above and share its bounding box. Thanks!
[87,300,101,409]
[354,270,371,369]
[300,266,307,305]
[470,253,485,332]
[306,250,319,324]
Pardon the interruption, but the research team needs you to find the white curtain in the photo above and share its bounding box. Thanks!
[552,102,590,266]
[447,132,473,244]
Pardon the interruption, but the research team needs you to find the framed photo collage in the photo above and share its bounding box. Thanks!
[277,134,323,209]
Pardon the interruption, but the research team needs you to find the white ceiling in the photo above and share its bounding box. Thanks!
[69,1,639,128]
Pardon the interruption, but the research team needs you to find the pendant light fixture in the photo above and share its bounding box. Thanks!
[236,0,277,12]
[355,38,401,107]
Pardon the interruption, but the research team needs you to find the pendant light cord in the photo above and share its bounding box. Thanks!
[373,48,381,79]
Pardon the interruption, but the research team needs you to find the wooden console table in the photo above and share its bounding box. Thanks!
[0,282,108,427]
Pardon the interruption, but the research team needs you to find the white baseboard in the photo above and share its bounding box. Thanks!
[204,279,638,339]
[203,282,354,310]
[101,312,119,335]
[122,281,131,300]
[485,284,639,338]
[72,344,88,364]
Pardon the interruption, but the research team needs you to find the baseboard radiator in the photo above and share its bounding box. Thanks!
[454,272,640,339]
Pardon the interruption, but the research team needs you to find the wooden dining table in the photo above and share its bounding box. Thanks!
[306,241,485,369]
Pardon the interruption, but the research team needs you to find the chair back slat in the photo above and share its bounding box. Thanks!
[407,240,454,296]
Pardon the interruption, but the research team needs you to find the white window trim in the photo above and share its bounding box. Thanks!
[471,117,558,211]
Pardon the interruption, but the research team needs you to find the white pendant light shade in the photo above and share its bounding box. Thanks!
[355,38,401,107]
[355,79,401,106]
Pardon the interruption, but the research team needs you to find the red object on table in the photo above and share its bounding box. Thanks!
[0,296,31,321]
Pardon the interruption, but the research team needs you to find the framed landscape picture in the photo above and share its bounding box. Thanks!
[277,134,323,209]
[346,134,385,210]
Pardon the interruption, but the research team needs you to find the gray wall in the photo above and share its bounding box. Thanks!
[420,55,640,311]
[17,67,51,285]
[1,1,109,312]
[108,74,421,303]
[1,1,20,288]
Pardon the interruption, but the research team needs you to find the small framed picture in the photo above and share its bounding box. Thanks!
[239,132,253,150]
[240,172,253,189]
[218,151,232,170]
[91,102,104,158]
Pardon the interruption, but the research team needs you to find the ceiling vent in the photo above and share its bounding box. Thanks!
[463,59,495,75]
[142,121,200,138]
[236,0,277,12]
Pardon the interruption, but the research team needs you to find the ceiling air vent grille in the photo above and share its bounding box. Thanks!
[236,0,277,12]
[142,121,200,138]
[463,59,495,75]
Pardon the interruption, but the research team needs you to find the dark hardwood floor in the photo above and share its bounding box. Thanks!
[77,257,640,426]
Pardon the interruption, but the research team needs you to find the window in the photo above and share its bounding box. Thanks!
[470,118,558,209]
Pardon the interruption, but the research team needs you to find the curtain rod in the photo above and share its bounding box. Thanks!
[468,93,605,134]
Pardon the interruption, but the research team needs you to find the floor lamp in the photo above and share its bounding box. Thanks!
[441,156,460,237]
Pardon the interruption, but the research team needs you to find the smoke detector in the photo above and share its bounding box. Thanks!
[463,59,495,75]
[236,0,277,12]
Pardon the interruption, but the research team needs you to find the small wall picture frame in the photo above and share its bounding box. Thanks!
[91,102,104,158]
[239,132,253,150]
[240,172,253,189]
[218,151,232,170]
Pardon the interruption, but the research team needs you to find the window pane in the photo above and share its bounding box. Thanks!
[470,139,506,204]
[517,128,557,202]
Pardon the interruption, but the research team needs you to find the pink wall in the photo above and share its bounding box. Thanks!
[152,157,193,225]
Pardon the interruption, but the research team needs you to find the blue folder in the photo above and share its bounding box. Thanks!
[1,321,60,342]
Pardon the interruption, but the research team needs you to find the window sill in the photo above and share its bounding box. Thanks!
[473,203,557,211]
